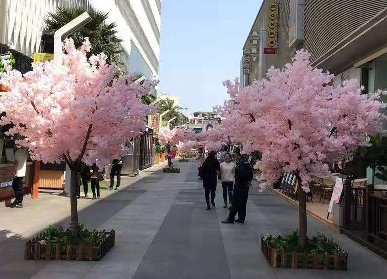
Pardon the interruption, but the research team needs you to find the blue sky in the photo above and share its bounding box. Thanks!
[158,0,263,114]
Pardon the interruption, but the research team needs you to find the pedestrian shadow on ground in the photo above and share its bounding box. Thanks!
[0,229,23,242]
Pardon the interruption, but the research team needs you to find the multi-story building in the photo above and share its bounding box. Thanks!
[187,112,222,134]
[91,0,161,79]
[0,0,92,72]
[0,0,162,79]
[242,0,293,85]
[242,0,387,95]
[0,0,162,193]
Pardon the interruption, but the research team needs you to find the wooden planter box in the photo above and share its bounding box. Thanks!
[163,167,180,173]
[25,230,115,261]
[261,236,348,270]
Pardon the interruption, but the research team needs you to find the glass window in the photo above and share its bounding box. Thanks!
[128,42,153,79]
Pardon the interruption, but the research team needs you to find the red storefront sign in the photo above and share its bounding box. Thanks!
[264,48,277,54]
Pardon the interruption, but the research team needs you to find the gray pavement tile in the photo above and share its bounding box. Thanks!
[133,201,230,279]
[2,163,387,279]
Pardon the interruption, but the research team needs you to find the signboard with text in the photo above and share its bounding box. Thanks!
[264,48,277,54]
[149,114,160,134]
[33,53,54,62]
[266,2,279,54]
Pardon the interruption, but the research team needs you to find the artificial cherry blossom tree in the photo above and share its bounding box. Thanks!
[177,127,229,153]
[158,127,178,146]
[0,38,153,234]
[217,50,384,246]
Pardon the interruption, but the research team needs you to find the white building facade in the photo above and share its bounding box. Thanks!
[186,112,222,134]
[0,0,161,78]
[90,0,161,78]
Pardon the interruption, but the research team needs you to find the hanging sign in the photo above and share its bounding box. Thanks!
[327,177,343,214]
[33,53,54,62]
[265,2,279,54]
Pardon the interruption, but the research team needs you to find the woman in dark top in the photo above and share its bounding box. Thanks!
[201,150,220,210]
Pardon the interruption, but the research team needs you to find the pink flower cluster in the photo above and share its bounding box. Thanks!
[180,50,385,188]
[0,38,154,168]
[159,127,198,147]
[175,127,228,152]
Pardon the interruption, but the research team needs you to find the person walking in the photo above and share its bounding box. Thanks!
[201,150,220,210]
[109,159,122,190]
[219,153,235,208]
[90,163,101,199]
[222,152,253,224]
[166,144,173,168]
[80,163,91,198]
[10,147,27,208]
[197,148,205,179]
[218,146,228,163]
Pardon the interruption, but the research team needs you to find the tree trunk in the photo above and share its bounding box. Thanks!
[70,169,79,236]
[298,187,307,248]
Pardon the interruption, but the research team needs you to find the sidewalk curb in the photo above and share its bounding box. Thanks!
[270,188,340,232]
[7,163,168,239]
[104,162,168,196]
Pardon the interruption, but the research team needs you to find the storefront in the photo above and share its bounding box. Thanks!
[139,128,154,170]
[121,138,141,176]
[0,139,35,203]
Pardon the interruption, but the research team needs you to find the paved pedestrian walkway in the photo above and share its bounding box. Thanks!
[1,162,386,279]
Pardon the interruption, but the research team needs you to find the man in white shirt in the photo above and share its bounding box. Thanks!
[10,147,27,208]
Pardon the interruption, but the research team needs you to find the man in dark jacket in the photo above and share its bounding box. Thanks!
[80,163,91,198]
[201,151,220,210]
[109,159,123,190]
[222,153,253,224]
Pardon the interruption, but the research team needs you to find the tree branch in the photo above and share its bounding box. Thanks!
[30,101,40,115]
[329,126,338,138]
[78,124,93,161]
[63,154,72,169]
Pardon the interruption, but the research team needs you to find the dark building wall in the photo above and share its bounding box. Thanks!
[243,0,294,84]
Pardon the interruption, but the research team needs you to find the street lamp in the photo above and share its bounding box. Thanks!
[134,76,145,84]
[57,12,91,195]
[167,117,177,130]
[150,97,161,106]
[54,12,92,65]
[159,110,170,132]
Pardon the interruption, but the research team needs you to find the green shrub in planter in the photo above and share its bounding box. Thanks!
[261,231,347,270]
[25,224,115,261]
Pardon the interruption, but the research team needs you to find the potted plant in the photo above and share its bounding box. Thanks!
[25,224,115,261]
[261,231,347,270]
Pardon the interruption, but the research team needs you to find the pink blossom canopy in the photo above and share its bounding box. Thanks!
[197,50,385,188]
[0,38,154,168]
